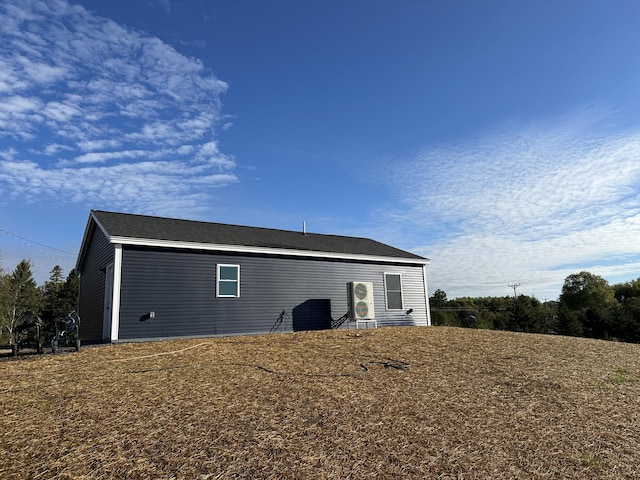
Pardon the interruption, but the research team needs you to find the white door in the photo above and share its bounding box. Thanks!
[102,263,114,340]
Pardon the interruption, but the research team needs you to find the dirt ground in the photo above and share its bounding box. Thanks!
[1,326,639,479]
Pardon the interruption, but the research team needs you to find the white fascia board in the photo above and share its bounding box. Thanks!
[92,212,112,239]
[77,211,111,272]
[75,220,93,272]
[108,235,431,266]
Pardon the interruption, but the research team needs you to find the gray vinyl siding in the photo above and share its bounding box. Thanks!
[77,227,114,341]
[117,247,428,340]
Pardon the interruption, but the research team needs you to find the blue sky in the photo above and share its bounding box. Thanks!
[1,0,640,300]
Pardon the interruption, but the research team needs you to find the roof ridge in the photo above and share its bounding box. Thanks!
[92,209,373,240]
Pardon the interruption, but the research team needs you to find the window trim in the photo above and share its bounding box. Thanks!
[384,272,404,310]
[216,264,240,298]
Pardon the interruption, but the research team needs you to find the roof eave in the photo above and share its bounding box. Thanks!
[108,235,431,265]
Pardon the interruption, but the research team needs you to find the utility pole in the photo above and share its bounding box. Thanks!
[508,283,521,299]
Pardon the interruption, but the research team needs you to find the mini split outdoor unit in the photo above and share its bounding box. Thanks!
[348,281,375,320]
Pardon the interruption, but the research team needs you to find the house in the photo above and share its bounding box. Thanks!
[76,210,432,342]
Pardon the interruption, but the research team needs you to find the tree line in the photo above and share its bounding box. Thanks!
[430,271,640,343]
[0,259,79,345]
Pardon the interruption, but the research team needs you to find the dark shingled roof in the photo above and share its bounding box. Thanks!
[91,210,427,262]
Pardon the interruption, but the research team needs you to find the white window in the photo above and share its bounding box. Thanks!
[217,264,240,298]
[384,273,403,310]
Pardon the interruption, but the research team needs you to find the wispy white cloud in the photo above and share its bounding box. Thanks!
[73,150,152,164]
[43,100,82,122]
[0,147,18,161]
[0,158,236,216]
[0,95,42,113]
[385,108,640,299]
[0,0,234,215]
[42,143,73,155]
[76,139,122,153]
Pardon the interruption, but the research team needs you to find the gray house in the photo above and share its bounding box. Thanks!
[76,210,432,342]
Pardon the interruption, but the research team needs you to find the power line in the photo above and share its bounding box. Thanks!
[0,227,77,256]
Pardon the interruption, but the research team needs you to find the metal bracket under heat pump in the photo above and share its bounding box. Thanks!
[356,318,377,329]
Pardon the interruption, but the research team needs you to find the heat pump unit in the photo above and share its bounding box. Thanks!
[348,281,375,320]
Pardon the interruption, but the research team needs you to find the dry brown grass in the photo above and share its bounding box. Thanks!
[1,326,639,479]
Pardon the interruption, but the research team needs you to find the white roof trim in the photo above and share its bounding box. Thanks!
[76,211,112,272]
[108,235,431,265]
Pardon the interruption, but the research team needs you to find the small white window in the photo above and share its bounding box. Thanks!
[384,273,403,310]
[217,264,240,298]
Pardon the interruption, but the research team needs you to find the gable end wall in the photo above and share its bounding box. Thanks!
[77,225,114,341]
